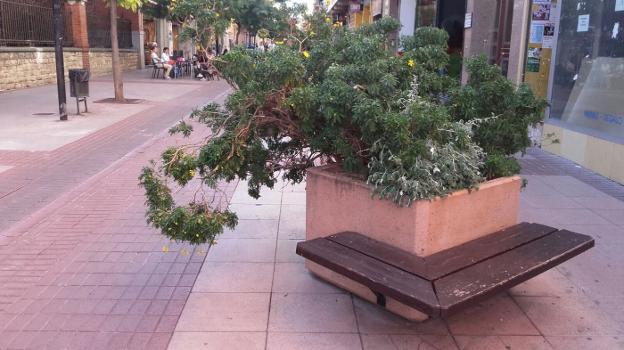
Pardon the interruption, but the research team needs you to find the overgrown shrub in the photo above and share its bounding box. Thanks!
[140,15,545,244]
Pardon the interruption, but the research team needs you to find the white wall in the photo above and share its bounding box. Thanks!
[399,0,417,38]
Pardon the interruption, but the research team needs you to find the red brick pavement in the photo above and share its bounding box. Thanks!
[0,81,231,232]
[0,83,237,349]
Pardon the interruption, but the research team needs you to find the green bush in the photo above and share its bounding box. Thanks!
[140,16,546,244]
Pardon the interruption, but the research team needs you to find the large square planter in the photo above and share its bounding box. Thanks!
[305,165,522,321]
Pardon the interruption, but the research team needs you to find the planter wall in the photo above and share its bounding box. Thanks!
[305,164,522,320]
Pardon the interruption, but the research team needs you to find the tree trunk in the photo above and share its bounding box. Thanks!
[215,36,220,55]
[235,23,241,45]
[110,0,124,102]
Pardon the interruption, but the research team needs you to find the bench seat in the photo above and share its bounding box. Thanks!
[296,222,594,317]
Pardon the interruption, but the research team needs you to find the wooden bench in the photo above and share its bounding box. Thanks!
[296,222,594,317]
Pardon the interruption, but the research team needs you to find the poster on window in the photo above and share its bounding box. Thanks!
[577,14,590,32]
[532,3,551,21]
[530,24,545,43]
[526,48,542,72]
[542,23,555,48]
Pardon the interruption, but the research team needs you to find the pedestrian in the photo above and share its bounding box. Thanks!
[151,45,172,79]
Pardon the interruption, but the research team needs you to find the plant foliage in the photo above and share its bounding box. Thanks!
[141,14,546,244]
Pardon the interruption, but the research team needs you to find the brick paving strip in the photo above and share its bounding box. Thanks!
[0,82,237,349]
[0,80,231,232]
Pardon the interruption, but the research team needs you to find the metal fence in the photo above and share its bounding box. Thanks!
[87,18,133,49]
[0,0,73,47]
[86,1,133,49]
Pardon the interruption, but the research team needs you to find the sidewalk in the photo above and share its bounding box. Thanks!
[0,118,237,349]
[0,71,231,232]
[170,149,624,350]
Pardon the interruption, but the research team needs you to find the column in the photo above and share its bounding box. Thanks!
[66,0,90,69]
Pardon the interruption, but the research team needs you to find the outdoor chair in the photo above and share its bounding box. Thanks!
[151,64,166,79]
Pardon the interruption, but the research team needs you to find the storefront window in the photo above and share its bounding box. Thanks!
[416,0,437,27]
[549,0,624,138]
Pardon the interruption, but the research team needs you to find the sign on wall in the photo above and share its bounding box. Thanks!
[524,0,559,99]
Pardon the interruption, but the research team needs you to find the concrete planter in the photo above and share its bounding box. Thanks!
[305,164,522,321]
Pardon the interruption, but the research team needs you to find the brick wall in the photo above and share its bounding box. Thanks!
[0,48,138,91]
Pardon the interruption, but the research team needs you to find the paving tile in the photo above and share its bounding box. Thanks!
[361,334,458,350]
[269,293,357,333]
[454,335,553,350]
[546,336,624,350]
[594,209,624,226]
[281,204,306,221]
[206,238,276,263]
[229,204,281,220]
[277,219,306,240]
[230,186,283,204]
[169,331,266,350]
[556,243,624,299]
[445,295,539,336]
[559,223,624,245]
[281,191,306,205]
[221,219,279,240]
[520,194,584,209]
[272,262,344,294]
[572,196,624,210]
[276,239,304,263]
[353,297,448,335]
[517,208,561,227]
[548,208,613,225]
[267,332,362,350]
[509,269,582,298]
[514,295,623,336]
[176,292,270,332]
[193,262,274,293]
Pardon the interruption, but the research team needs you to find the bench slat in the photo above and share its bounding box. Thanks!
[327,223,559,280]
[434,230,594,315]
[327,232,428,278]
[296,238,440,315]
[425,223,558,279]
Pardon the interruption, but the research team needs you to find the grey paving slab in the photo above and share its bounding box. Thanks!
[175,292,270,332]
[267,332,362,350]
[454,335,553,350]
[514,295,623,336]
[168,331,266,350]
[193,262,274,293]
[445,295,540,336]
[268,293,357,333]
[361,334,458,350]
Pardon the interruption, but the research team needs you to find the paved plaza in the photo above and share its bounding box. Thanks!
[0,74,623,349]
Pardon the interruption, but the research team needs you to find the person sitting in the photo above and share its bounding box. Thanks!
[151,46,172,79]
[161,47,179,78]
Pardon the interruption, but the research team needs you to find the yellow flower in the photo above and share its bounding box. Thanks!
[189,169,196,177]
[215,13,220,17]
[407,59,415,67]
[309,31,316,37]
[275,40,284,45]
[325,17,332,24]
[303,51,310,58]
[162,245,169,252]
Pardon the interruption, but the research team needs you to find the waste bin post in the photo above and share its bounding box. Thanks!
[69,69,90,115]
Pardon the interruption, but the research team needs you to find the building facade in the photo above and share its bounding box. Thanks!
[0,0,144,91]
[537,0,624,184]
[324,0,624,184]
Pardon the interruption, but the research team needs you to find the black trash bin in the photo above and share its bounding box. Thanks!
[68,69,90,114]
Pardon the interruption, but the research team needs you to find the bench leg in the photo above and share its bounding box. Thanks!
[305,261,430,322]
